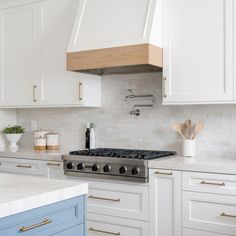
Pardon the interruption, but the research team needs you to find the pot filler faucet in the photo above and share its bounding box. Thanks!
[124,89,155,116]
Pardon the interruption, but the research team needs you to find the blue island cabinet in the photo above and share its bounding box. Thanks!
[0,195,86,236]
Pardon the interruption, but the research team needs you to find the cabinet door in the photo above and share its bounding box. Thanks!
[44,161,65,179]
[0,3,39,107]
[36,0,82,106]
[163,0,234,104]
[183,228,228,236]
[149,169,181,236]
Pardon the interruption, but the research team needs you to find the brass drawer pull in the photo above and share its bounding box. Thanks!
[200,180,225,186]
[33,85,37,102]
[220,212,236,218]
[163,77,167,98]
[155,170,173,176]
[46,162,61,166]
[78,81,83,101]
[16,164,32,169]
[19,218,52,232]
[88,195,120,202]
[88,227,120,235]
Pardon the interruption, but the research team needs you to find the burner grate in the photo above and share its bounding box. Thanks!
[69,148,176,160]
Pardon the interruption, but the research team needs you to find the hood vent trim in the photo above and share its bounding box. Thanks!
[67,43,162,75]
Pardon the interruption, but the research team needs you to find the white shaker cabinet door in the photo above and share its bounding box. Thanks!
[149,169,181,236]
[163,0,234,104]
[36,0,80,106]
[0,4,39,107]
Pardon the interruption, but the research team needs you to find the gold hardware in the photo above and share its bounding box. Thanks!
[88,227,120,235]
[163,77,167,98]
[155,170,173,176]
[16,164,32,169]
[78,81,83,101]
[200,180,225,186]
[19,218,52,232]
[33,85,37,102]
[88,195,120,202]
[46,162,61,166]
[220,212,236,218]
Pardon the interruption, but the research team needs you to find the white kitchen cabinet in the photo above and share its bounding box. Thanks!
[0,0,101,108]
[0,3,39,107]
[87,213,149,236]
[163,0,234,104]
[0,157,45,176]
[182,228,228,236]
[149,169,181,236]
[43,161,64,179]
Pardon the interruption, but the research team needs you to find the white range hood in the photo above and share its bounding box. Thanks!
[67,0,163,75]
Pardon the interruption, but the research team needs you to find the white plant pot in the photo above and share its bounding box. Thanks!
[5,133,22,152]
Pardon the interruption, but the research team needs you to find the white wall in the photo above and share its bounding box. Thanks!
[0,109,17,149]
[17,72,236,156]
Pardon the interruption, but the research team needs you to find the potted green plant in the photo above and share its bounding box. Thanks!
[2,125,25,152]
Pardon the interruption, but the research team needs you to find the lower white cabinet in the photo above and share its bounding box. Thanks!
[149,169,181,236]
[0,157,63,178]
[87,213,149,236]
[43,161,65,179]
[0,157,44,176]
[182,228,228,236]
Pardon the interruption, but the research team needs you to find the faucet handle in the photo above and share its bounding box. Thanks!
[128,89,133,95]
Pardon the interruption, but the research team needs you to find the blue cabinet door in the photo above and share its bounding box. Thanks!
[0,196,85,236]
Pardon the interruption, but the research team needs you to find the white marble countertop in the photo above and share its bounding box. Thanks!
[0,173,88,218]
[0,148,66,162]
[148,154,236,175]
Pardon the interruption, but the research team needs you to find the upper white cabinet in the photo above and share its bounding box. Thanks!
[0,3,39,106]
[163,0,234,104]
[0,0,101,108]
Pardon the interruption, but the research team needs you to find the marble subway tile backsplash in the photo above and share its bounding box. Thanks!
[17,72,236,156]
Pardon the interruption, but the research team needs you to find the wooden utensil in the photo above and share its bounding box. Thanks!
[172,123,186,139]
[190,122,204,139]
[182,119,191,139]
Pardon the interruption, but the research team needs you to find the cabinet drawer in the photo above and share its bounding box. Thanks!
[0,157,44,176]
[87,181,148,221]
[182,171,236,195]
[87,213,148,236]
[52,224,84,236]
[182,228,228,236]
[183,191,236,235]
[0,196,85,236]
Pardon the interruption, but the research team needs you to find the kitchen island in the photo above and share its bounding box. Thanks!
[0,173,88,236]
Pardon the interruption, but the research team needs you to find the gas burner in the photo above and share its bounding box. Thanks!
[69,148,175,160]
[63,148,176,183]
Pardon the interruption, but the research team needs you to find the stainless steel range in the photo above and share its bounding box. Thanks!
[62,148,176,183]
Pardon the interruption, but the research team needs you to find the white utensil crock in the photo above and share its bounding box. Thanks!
[5,133,22,152]
[182,139,196,157]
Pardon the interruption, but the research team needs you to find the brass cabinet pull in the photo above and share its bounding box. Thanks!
[46,162,61,166]
[88,195,120,202]
[220,212,236,218]
[33,85,37,102]
[200,180,225,186]
[162,77,167,98]
[155,170,173,176]
[88,227,120,235]
[78,81,83,101]
[16,164,32,169]
[19,218,52,232]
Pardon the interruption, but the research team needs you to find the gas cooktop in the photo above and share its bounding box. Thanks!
[63,148,176,183]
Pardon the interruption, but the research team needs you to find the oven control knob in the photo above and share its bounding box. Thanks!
[66,162,74,170]
[132,167,140,176]
[92,164,100,172]
[77,163,85,171]
[119,166,127,174]
[103,164,111,173]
